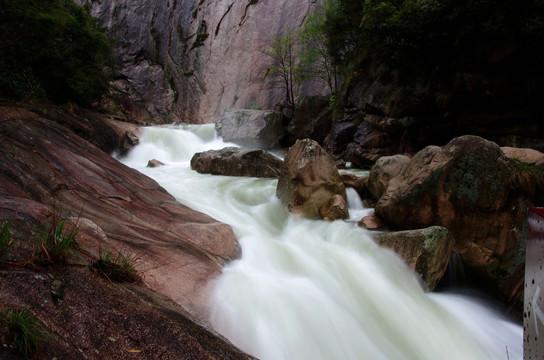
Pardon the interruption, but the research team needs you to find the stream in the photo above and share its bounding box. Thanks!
[121,124,523,360]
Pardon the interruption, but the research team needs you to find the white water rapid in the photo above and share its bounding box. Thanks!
[121,125,523,360]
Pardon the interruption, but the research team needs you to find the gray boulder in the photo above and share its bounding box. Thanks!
[373,226,455,291]
[191,147,283,178]
[216,109,284,149]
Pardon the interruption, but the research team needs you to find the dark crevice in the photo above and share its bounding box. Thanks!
[215,2,234,36]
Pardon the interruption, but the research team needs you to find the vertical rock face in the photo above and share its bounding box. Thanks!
[86,0,324,124]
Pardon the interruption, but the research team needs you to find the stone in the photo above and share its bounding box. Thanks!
[374,135,528,305]
[147,159,165,168]
[373,226,455,291]
[340,172,367,199]
[358,212,387,231]
[0,104,240,322]
[501,146,544,167]
[367,154,411,200]
[320,194,349,221]
[345,121,396,168]
[216,109,284,148]
[191,147,283,178]
[276,139,346,218]
[286,95,332,145]
[323,121,358,155]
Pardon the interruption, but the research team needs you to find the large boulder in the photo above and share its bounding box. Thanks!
[216,109,284,148]
[375,135,528,304]
[346,121,397,168]
[276,139,347,218]
[373,226,455,291]
[191,147,283,178]
[367,154,411,200]
[286,95,332,145]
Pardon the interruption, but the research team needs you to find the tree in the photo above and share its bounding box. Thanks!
[265,29,298,106]
[0,0,113,105]
[298,0,341,94]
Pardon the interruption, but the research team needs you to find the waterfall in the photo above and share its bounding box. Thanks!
[121,125,523,360]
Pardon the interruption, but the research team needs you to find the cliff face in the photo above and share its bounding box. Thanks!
[87,0,323,124]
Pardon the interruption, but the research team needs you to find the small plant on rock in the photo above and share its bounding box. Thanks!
[36,218,79,264]
[0,222,16,264]
[91,249,139,283]
[1,307,49,359]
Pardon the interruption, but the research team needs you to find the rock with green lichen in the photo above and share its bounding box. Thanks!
[373,135,529,309]
[373,226,455,291]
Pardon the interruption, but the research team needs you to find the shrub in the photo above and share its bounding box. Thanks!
[91,249,139,283]
[1,307,49,359]
[0,0,113,105]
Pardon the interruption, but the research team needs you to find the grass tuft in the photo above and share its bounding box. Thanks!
[35,218,79,264]
[91,249,139,283]
[1,307,49,359]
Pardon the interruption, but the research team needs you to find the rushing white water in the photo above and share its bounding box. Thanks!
[121,125,523,360]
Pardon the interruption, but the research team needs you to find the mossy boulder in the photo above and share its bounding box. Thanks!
[374,135,529,306]
[373,226,455,291]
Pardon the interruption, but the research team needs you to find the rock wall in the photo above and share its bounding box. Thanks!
[85,0,324,124]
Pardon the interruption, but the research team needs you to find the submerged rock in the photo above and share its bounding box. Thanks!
[373,226,455,291]
[147,159,165,167]
[276,139,347,218]
[191,147,283,178]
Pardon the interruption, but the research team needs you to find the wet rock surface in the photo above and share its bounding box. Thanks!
[276,139,346,218]
[372,135,529,305]
[191,147,283,178]
[0,102,248,358]
[373,226,455,291]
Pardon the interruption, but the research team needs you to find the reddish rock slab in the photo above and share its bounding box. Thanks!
[0,104,240,320]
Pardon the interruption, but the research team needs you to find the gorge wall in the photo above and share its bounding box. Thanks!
[86,0,324,124]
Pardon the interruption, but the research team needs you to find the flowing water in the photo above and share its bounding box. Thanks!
[121,124,523,360]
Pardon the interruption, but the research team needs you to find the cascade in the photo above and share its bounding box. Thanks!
[121,125,523,360]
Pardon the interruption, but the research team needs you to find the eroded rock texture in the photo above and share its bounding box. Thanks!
[85,0,324,124]
[276,138,346,218]
[0,104,240,320]
[372,135,529,305]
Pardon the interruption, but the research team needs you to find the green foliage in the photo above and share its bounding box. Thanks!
[91,249,139,283]
[248,101,263,110]
[36,218,79,264]
[322,0,544,109]
[1,308,49,359]
[265,29,299,105]
[0,222,16,263]
[298,0,340,93]
[0,0,113,105]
